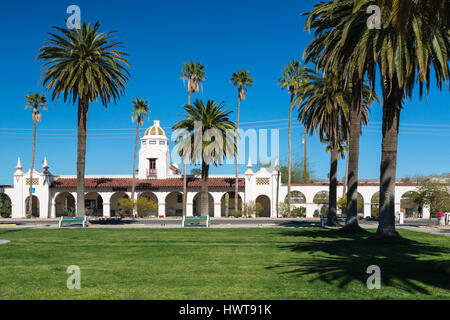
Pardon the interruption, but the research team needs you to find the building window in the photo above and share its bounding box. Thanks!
[159,141,165,145]
[177,194,182,203]
[149,140,156,145]
[149,158,156,169]
[142,141,146,145]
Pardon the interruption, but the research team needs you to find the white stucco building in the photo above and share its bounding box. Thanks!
[0,120,430,219]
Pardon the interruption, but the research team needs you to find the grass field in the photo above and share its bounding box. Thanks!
[0,227,449,299]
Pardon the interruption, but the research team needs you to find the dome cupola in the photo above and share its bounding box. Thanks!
[144,120,166,137]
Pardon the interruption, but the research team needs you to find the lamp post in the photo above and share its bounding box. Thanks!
[299,127,307,180]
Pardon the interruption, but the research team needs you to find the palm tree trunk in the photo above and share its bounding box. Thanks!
[376,77,401,238]
[344,79,362,231]
[182,93,191,217]
[76,97,89,217]
[287,93,294,216]
[200,161,210,216]
[304,127,307,181]
[131,121,139,218]
[327,146,338,225]
[234,94,241,216]
[28,119,37,218]
[342,155,349,198]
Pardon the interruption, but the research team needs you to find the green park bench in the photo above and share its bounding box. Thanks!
[182,216,210,228]
[59,216,89,228]
[320,215,346,227]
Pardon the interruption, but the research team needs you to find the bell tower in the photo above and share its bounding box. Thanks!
[138,120,170,179]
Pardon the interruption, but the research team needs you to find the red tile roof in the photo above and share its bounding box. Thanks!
[51,177,244,189]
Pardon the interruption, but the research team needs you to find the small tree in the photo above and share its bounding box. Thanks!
[278,202,295,218]
[279,156,315,183]
[117,198,133,217]
[244,201,263,217]
[119,198,158,218]
[136,198,158,218]
[337,195,363,217]
[0,194,12,218]
[224,193,230,217]
[291,207,306,218]
[410,181,450,225]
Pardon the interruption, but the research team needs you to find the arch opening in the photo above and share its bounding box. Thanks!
[0,193,12,218]
[193,192,214,217]
[25,195,40,217]
[85,192,103,216]
[165,192,183,216]
[220,192,243,217]
[401,191,422,218]
[256,195,271,217]
[55,192,76,217]
[371,192,380,218]
[110,192,130,217]
[285,191,306,204]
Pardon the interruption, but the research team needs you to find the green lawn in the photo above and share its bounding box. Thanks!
[0,227,449,299]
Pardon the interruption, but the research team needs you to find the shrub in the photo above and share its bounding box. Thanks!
[118,197,158,218]
[278,202,295,218]
[137,198,158,218]
[118,198,133,217]
[243,201,263,217]
[291,207,306,218]
[231,210,243,218]
[0,194,11,218]
[337,195,363,215]
[371,206,379,219]
[66,207,76,217]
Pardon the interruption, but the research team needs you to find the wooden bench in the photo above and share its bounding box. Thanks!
[182,216,210,228]
[59,216,89,228]
[320,215,346,227]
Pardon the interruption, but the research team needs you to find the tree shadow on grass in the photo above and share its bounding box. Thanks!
[267,229,450,295]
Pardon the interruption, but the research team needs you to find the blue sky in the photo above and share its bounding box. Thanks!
[0,0,449,185]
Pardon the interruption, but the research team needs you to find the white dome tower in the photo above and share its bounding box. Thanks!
[138,120,170,179]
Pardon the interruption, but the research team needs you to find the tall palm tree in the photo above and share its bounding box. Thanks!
[172,100,236,216]
[37,22,130,216]
[25,93,47,218]
[131,98,150,216]
[305,0,449,236]
[278,61,315,216]
[230,69,253,214]
[180,62,205,216]
[303,1,377,231]
[323,137,348,213]
[298,72,376,225]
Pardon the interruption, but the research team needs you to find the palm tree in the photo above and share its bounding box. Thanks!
[37,22,130,216]
[323,137,348,217]
[230,69,253,214]
[303,1,376,231]
[25,93,47,218]
[172,100,236,216]
[305,0,449,237]
[278,61,315,216]
[180,62,205,216]
[298,71,376,225]
[131,98,150,216]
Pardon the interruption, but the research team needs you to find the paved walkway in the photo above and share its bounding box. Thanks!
[0,218,448,237]
[396,225,450,237]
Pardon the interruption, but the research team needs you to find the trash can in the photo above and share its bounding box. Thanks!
[437,212,445,226]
